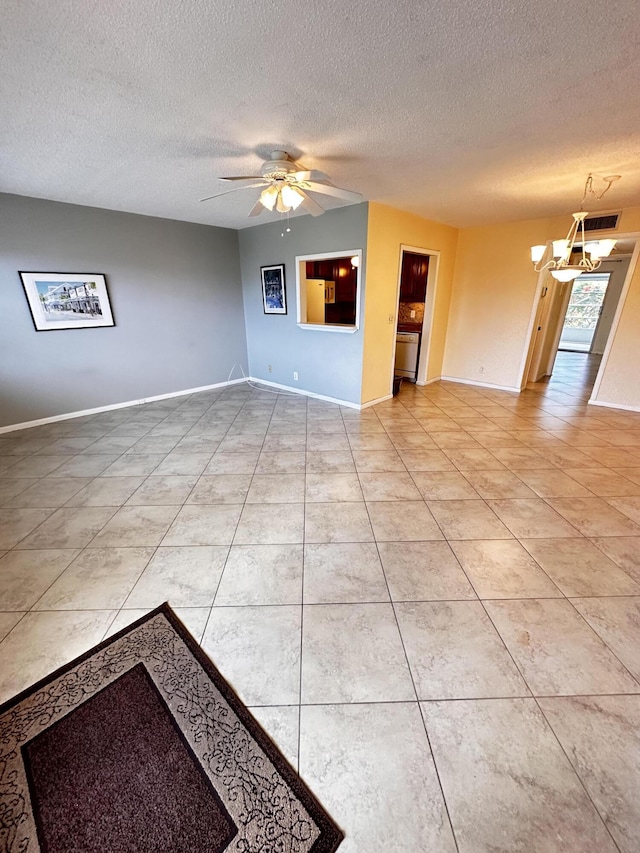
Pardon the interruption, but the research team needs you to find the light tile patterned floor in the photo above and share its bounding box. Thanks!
[1,351,640,851]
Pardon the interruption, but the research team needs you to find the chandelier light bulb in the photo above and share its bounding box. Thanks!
[584,241,603,260]
[550,268,583,282]
[552,239,571,261]
[597,239,616,258]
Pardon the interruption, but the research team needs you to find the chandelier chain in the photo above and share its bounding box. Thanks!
[580,174,619,209]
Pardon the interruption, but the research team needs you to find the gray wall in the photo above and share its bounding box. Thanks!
[0,193,248,427]
[238,204,368,404]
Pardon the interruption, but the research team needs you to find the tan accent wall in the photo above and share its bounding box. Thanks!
[362,202,458,404]
[442,217,553,389]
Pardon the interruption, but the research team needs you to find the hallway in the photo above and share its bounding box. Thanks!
[526,351,603,404]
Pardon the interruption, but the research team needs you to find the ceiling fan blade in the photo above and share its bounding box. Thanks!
[219,176,264,182]
[199,182,267,202]
[299,191,325,217]
[290,170,332,183]
[248,199,265,217]
[302,181,363,203]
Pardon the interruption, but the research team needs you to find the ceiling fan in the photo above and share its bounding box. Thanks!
[199,150,363,217]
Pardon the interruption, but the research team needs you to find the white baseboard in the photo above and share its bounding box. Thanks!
[439,375,522,393]
[588,398,640,413]
[0,378,248,435]
[248,377,361,409]
[2,369,541,436]
[360,393,393,409]
[417,375,442,387]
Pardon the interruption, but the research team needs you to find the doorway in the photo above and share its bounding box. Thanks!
[558,274,610,353]
[394,252,429,383]
[389,245,440,395]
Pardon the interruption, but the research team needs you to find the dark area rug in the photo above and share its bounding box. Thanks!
[0,603,343,852]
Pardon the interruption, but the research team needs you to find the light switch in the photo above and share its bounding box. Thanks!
[410,310,416,318]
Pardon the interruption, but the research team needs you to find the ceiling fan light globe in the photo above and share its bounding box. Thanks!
[281,184,305,210]
[275,191,290,213]
[260,186,278,211]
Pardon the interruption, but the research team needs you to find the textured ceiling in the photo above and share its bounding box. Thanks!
[1,0,639,229]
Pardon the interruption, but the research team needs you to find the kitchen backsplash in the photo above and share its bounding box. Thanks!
[398,302,425,324]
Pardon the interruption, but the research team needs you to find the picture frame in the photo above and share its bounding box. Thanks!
[261,264,287,315]
[19,272,115,331]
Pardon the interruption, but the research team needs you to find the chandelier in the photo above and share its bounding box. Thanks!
[530,174,620,282]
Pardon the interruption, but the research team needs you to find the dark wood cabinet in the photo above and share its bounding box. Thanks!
[400,252,428,303]
[306,257,357,324]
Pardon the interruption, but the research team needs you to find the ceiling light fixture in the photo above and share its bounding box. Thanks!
[350,255,359,268]
[200,150,364,218]
[259,181,305,214]
[280,184,305,210]
[530,174,620,282]
[259,185,279,211]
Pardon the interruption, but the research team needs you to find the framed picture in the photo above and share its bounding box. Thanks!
[19,272,115,331]
[261,264,287,315]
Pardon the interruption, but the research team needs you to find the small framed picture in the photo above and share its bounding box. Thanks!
[19,272,115,331]
[261,264,287,315]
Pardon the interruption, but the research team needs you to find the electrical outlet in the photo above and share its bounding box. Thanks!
[268,364,272,373]
[410,310,416,318]
[479,366,485,374]
[293,371,299,381]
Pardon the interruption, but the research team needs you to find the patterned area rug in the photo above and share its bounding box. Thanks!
[0,603,343,852]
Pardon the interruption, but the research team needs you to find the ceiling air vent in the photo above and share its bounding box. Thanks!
[583,212,620,232]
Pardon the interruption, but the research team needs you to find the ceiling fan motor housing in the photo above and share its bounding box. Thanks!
[261,151,298,180]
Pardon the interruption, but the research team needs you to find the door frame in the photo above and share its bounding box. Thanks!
[388,244,440,395]
[588,257,632,355]
[520,268,553,387]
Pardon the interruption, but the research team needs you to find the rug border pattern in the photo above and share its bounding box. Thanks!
[0,603,344,853]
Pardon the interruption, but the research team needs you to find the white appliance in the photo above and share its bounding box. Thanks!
[395,332,420,380]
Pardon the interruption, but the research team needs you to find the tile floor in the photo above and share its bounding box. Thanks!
[1,351,640,851]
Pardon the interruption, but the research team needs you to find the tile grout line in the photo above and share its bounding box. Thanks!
[297,395,312,777]
[476,597,627,852]
[199,388,279,645]
[93,392,229,641]
[353,406,462,853]
[89,394,229,641]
